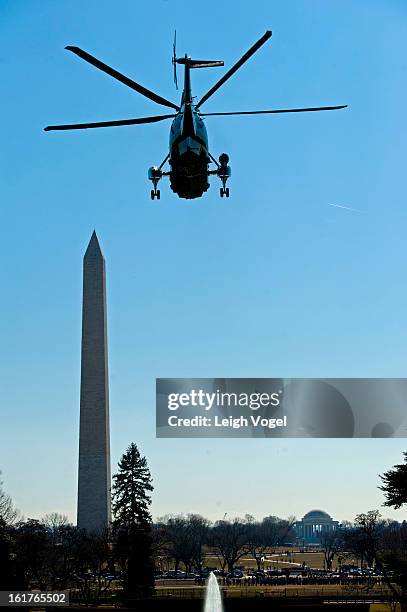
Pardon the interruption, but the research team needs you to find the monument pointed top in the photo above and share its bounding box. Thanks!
[84,230,104,260]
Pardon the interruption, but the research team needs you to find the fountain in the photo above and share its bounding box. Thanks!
[204,572,223,612]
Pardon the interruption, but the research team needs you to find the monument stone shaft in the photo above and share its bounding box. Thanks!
[77,231,111,532]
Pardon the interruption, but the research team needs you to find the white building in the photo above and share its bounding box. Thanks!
[294,510,339,545]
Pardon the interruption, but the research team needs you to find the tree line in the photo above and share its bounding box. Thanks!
[0,444,155,604]
[153,513,295,574]
[0,448,406,606]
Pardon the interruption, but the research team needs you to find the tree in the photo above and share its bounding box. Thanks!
[0,515,116,602]
[319,529,343,571]
[42,513,70,533]
[14,519,52,590]
[72,528,114,605]
[379,522,407,612]
[0,475,20,591]
[155,515,189,576]
[150,521,171,574]
[349,511,407,612]
[157,514,210,575]
[380,452,407,509]
[0,472,18,524]
[210,518,249,573]
[354,511,383,568]
[0,518,21,590]
[188,514,211,574]
[112,443,154,600]
[246,515,291,571]
[41,519,86,593]
[112,443,153,527]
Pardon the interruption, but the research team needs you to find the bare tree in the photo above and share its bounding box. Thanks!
[0,473,18,524]
[380,521,407,612]
[73,528,114,605]
[246,515,291,571]
[346,511,407,612]
[151,521,171,573]
[42,513,70,532]
[187,514,211,574]
[14,519,52,590]
[157,515,189,575]
[210,518,249,573]
[319,529,343,571]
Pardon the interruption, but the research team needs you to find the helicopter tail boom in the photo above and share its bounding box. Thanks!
[177,59,224,69]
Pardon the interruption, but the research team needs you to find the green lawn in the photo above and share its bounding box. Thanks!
[203,551,348,571]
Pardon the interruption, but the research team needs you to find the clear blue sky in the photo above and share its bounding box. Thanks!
[1,0,407,524]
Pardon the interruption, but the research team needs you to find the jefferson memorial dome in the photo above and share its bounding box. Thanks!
[294,510,339,544]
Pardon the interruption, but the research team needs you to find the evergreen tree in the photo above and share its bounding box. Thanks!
[380,451,407,509]
[112,443,153,526]
[112,443,154,600]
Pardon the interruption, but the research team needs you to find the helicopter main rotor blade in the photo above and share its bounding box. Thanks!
[44,114,177,131]
[201,105,348,117]
[195,30,272,109]
[65,46,180,111]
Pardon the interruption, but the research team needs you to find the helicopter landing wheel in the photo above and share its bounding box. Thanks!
[225,187,230,198]
[150,189,155,200]
[156,189,161,200]
[220,188,224,198]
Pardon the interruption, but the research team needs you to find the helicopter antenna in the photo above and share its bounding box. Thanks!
[172,30,178,90]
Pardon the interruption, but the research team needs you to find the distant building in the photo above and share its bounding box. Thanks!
[294,510,339,545]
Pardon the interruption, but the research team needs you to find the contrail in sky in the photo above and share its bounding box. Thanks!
[328,203,362,213]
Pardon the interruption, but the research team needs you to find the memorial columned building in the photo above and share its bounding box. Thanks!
[294,510,339,545]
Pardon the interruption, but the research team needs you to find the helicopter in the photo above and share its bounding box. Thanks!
[44,31,347,200]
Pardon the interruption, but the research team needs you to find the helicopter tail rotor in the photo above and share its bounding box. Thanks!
[172,30,178,89]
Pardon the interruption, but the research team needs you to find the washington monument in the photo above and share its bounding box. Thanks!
[77,231,111,532]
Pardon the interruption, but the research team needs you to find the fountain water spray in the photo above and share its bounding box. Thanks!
[204,572,223,612]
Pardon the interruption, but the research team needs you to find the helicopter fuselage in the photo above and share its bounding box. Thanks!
[168,103,210,199]
[165,57,214,200]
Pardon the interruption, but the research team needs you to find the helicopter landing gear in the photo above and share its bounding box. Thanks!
[148,165,163,201]
[148,155,170,200]
[217,153,231,198]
